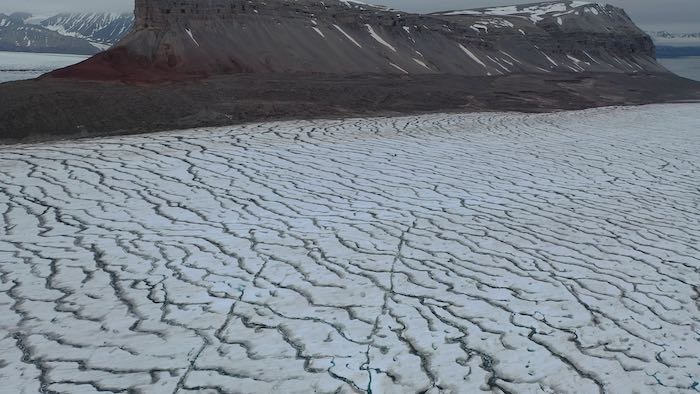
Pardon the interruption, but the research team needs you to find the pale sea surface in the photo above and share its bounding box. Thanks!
[659,56,700,82]
[0,51,88,83]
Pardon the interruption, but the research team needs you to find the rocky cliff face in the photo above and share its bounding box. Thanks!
[48,0,667,81]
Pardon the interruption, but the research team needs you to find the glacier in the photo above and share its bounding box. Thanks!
[1,104,699,393]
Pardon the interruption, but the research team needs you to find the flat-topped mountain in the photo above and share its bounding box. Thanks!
[49,0,664,80]
[2,0,700,143]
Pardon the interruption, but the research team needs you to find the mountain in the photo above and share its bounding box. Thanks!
[0,12,133,54]
[8,12,32,22]
[648,31,700,47]
[0,13,100,54]
[41,13,134,49]
[3,0,700,142]
[647,31,700,58]
[49,0,664,81]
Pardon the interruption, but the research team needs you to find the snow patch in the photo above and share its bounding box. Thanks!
[366,24,396,52]
[441,1,596,23]
[333,24,362,48]
[185,28,199,46]
[412,58,430,69]
[312,27,325,38]
[458,44,488,69]
[389,62,408,73]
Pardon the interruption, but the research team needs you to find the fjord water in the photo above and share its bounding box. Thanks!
[0,51,88,83]
[659,56,700,81]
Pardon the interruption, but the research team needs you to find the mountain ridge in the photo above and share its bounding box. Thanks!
[48,0,664,81]
[0,13,100,54]
[0,12,133,54]
[41,13,134,48]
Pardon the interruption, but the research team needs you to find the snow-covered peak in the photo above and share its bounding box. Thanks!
[338,0,388,11]
[40,12,134,45]
[437,1,606,24]
[0,13,22,28]
[23,15,52,25]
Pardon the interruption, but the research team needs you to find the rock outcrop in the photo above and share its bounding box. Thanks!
[48,0,666,81]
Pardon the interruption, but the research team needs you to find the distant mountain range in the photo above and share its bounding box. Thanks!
[648,31,700,46]
[0,12,133,55]
[648,31,700,58]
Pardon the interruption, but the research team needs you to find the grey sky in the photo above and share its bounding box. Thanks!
[1,0,698,31]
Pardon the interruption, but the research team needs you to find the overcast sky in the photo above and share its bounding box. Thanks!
[2,0,698,31]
